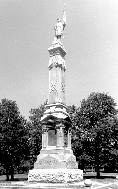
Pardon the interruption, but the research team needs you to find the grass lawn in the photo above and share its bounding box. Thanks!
[0,172,117,189]
[0,172,117,181]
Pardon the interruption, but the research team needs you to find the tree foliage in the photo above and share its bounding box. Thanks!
[28,102,46,167]
[0,99,29,180]
[67,105,84,164]
[72,92,118,177]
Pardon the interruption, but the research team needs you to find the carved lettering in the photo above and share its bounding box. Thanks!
[35,155,59,169]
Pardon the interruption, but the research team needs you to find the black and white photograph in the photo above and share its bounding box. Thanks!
[0,0,118,188]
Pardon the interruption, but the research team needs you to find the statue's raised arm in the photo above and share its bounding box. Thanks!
[54,10,66,40]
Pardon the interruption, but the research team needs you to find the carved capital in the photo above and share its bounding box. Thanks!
[55,121,65,131]
[48,45,66,58]
[42,125,48,133]
[55,122,61,130]
[48,55,66,71]
[68,128,72,134]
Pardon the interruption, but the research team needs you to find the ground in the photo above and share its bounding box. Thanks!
[0,173,117,188]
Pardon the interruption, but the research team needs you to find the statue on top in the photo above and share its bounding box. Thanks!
[54,10,66,40]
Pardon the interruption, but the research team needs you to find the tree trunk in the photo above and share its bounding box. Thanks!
[96,166,100,178]
[6,168,9,181]
[11,173,14,181]
[95,133,101,179]
[6,174,9,181]
[10,167,14,181]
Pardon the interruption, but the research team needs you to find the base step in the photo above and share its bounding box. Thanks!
[28,168,83,183]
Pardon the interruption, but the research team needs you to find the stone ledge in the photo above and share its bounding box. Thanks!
[34,154,78,169]
[28,169,83,183]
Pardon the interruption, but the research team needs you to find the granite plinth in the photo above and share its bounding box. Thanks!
[28,151,83,183]
[33,153,78,169]
[28,168,83,183]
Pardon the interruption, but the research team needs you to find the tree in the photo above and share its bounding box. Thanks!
[73,92,118,178]
[0,99,29,180]
[28,102,46,167]
[103,116,118,172]
[67,105,87,169]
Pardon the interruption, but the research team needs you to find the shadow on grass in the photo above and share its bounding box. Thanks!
[84,175,116,179]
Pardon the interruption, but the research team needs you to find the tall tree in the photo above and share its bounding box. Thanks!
[67,105,82,160]
[28,102,46,167]
[73,92,118,178]
[0,99,29,181]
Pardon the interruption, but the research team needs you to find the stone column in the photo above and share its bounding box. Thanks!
[42,125,48,149]
[67,129,71,149]
[56,123,64,148]
[56,127,60,147]
[46,129,48,147]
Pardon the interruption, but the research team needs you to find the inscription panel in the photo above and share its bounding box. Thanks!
[48,130,57,146]
[35,155,59,169]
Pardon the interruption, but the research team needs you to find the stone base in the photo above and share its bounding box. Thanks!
[28,169,83,183]
[34,152,78,169]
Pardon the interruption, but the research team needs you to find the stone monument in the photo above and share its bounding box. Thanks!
[28,10,83,183]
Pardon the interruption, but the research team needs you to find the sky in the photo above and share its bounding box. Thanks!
[0,0,118,119]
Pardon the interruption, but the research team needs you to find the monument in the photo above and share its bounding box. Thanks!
[28,10,83,183]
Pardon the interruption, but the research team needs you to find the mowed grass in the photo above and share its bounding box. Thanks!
[0,172,117,182]
[84,172,118,184]
[0,172,117,189]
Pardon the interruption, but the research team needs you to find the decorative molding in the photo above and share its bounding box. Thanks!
[48,55,66,71]
[61,82,65,93]
[28,169,83,183]
[48,44,66,58]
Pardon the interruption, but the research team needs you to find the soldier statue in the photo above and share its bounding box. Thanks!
[54,10,66,40]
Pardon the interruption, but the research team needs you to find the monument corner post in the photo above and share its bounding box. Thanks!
[28,11,83,183]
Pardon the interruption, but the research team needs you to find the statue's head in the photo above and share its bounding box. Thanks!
[57,18,61,22]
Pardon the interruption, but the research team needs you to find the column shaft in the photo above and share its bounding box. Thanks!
[56,124,64,148]
[67,130,71,149]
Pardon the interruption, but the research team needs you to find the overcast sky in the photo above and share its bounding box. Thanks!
[0,0,118,119]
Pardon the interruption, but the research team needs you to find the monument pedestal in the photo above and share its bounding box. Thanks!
[28,103,83,183]
[28,13,83,183]
[28,146,83,183]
